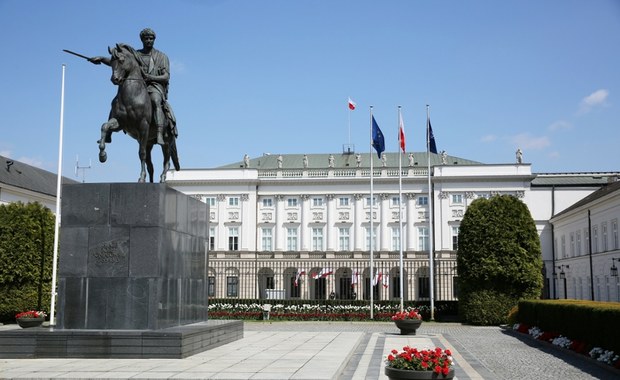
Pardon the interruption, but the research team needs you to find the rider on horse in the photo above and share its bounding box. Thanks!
[89,28,177,146]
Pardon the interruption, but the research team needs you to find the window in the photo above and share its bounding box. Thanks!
[208,276,216,297]
[262,198,273,207]
[339,227,350,251]
[593,226,599,253]
[418,227,429,251]
[452,226,459,250]
[418,276,430,298]
[391,197,400,207]
[584,228,590,254]
[312,228,324,251]
[417,196,428,206]
[287,198,298,207]
[366,197,377,207]
[451,194,463,204]
[561,235,566,258]
[365,227,377,250]
[570,233,575,257]
[287,227,298,251]
[228,227,239,251]
[576,231,581,256]
[339,197,349,207]
[602,222,608,251]
[209,227,215,251]
[613,220,618,250]
[261,228,273,251]
[228,197,239,206]
[205,197,216,207]
[226,276,238,297]
[391,227,400,251]
[312,197,324,207]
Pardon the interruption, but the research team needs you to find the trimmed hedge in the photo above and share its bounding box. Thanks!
[518,300,620,354]
[459,289,517,325]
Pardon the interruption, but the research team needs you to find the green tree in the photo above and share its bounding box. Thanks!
[0,202,56,322]
[457,195,543,325]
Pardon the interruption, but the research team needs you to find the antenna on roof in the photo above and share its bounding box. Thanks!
[75,155,92,183]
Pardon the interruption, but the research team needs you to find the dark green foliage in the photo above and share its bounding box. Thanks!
[457,195,543,325]
[0,202,56,322]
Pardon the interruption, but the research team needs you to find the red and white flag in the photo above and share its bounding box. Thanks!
[382,273,390,288]
[372,271,382,286]
[351,270,359,287]
[348,97,356,110]
[319,268,333,278]
[295,269,306,287]
[398,113,406,152]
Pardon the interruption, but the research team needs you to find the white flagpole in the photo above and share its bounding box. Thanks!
[348,98,352,148]
[50,64,66,326]
[369,106,375,319]
[398,106,404,313]
[426,104,435,321]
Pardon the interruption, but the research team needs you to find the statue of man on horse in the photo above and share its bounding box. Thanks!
[89,28,177,145]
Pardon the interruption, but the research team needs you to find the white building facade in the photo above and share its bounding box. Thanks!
[166,152,619,302]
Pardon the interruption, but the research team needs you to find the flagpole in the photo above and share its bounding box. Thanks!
[50,64,66,326]
[426,104,435,321]
[369,105,375,320]
[398,106,404,313]
[348,98,352,148]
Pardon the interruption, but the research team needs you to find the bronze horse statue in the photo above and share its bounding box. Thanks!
[97,43,180,182]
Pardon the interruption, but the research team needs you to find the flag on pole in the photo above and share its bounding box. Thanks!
[372,116,385,158]
[382,273,390,288]
[311,270,320,280]
[398,113,406,152]
[351,270,359,287]
[319,268,333,278]
[348,97,356,110]
[372,271,383,286]
[428,119,438,154]
[295,269,306,287]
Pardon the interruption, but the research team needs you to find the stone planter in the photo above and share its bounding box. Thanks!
[16,317,44,328]
[385,366,455,379]
[394,319,423,335]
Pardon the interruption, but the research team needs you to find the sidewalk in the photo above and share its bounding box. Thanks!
[0,321,614,379]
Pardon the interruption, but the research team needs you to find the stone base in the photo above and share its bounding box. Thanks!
[0,320,242,359]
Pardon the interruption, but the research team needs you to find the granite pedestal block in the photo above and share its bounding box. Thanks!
[57,183,209,330]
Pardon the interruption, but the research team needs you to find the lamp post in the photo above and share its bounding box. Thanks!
[557,265,569,299]
[611,258,620,302]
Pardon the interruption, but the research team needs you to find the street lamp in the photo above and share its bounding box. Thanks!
[557,265,569,299]
[611,258,620,277]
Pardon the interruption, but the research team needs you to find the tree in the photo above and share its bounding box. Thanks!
[457,195,543,325]
[0,202,56,322]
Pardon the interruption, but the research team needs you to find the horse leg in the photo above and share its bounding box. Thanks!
[146,143,155,183]
[137,118,150,183]
[97,118,119,163]
[160,140,171,183]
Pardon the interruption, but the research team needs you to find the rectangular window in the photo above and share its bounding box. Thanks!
[287,198,298,207]
[570,233,575,257]
[613,220,618,250]
[576,231,581,256]
[561,235,566,257]
[311,227,324,251]
[287,227,298,251]
[584,228,590,254]
[209,227,215,251]
[261,228,273,251]
[228,197,239,206]
[312,197,324,207]
[226,276,238,297]
[452,226,459,250]
[391,227,400,251]
[208,276,216,297]
[593,226,599,253]
[339,197,349,207]
[228,227,239,251]
[365,227,377,250]
[205,197,216,207]
[418,227,429,251]
[417,196,428,206]
[339,227,350,251]
[366,197,377,207]
[262,198,273,207]
[451,194,463,204]
[418,276,430,298]
[602,222,608,251]
[391,196,400,207]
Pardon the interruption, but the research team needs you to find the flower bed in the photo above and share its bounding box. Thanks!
[513,323,620,370]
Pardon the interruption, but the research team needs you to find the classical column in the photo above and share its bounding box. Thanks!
[406,193,416,251]
[274,195,285,251]
[379,193,390,251]
[300,194,310,251]
[353,194,364,250]
[326,194,335,251]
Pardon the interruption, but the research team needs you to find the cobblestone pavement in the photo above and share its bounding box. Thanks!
[245,321,617,380]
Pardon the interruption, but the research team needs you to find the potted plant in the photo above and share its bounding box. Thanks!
[392,309,423,335]
[15,310,46,328]
[385,346,455,379]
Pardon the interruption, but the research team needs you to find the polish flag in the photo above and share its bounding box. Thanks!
[295,269,306,287]
[398,113,406,152]
[319,268,333,278]
[351,270,359,287]
[372,271,382,286]
[348,97,356,110]
[382,274,390,288]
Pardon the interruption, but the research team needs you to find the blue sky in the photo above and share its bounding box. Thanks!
[1,0,619,183]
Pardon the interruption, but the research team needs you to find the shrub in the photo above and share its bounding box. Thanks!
[459,289,516,325]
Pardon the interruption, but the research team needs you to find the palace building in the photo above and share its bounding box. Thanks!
[165,151,620,302]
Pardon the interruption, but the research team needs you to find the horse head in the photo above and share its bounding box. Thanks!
[109,43,141,86]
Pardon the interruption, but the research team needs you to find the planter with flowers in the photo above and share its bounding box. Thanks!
[385,346,455,379]
[392,310,423,335]
[15,310,46,328]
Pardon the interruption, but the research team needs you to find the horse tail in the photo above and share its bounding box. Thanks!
[170,136,181,171]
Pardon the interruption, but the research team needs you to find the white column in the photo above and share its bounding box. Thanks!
[380,193,390,251]
[301,194,310,251]
[326,194,335,251]
[353,194,364,250]
[275,195,284,251]
[406,193,416,251]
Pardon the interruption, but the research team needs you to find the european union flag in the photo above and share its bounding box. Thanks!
[372,116,385,158]
[428,119,438,154]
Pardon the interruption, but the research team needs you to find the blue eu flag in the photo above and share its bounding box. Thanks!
[372,116,385,158]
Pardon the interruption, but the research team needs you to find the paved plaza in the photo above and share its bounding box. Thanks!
[0,321,616,379]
